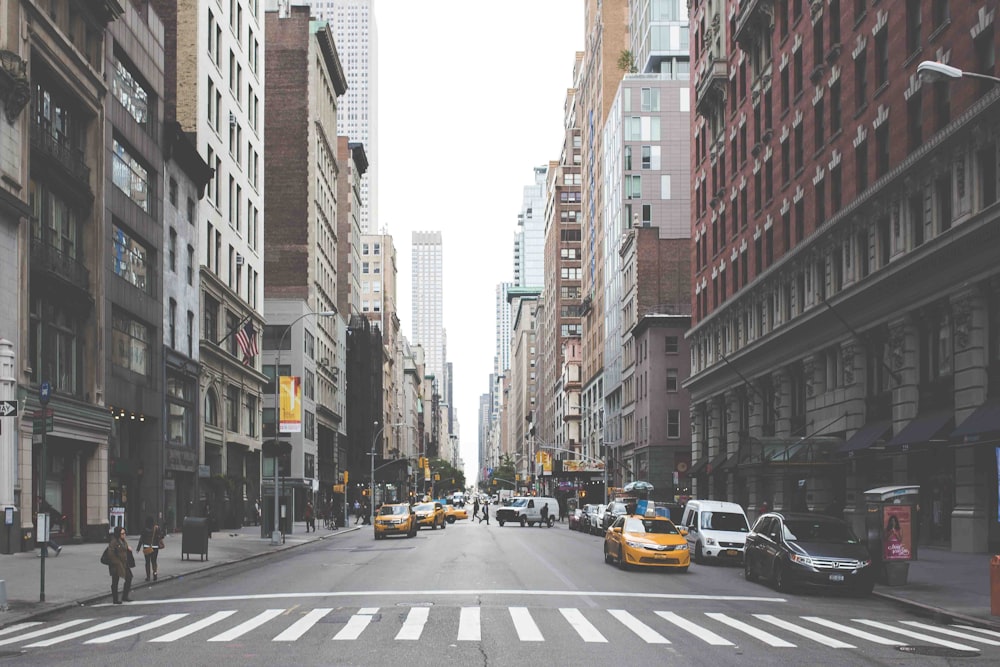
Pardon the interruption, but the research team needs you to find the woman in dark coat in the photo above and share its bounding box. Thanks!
[107,525,134,604]
[138,516,162,582]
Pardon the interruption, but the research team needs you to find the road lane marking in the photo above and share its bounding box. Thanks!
[457,607,480,641]
[801,617,906,645]
[955,625,1000,640]
[705,613,795,647]
[853,619,979,652]
[0,623,42,638]
[0,619,90,646]
[25,617,140,647]
[753,614,855,648]
[395,606,430,640]
[208,609,284,642]
[608,609,670,644]
[333,608,378,640]
[560,608,607,643]
[901,621,1000,646]
[273,608,333,641]
[85,614,188,644]
[509,607,544,641]
[119,589,786,605]
[150,610,237,642]
[655,611,733,646]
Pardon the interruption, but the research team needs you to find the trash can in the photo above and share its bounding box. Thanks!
[181,516,209,561]
[864,485,920,586]
[0,506,19,555]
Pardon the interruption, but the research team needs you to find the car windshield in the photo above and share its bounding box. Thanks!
[414,503,433,512]
[379,505,407,516]
[509,499,529,508]
[701,511,749,532]
[783,518,860,544]
[624,518,679,535]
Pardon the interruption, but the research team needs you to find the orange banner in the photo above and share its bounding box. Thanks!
[279,376,301,433]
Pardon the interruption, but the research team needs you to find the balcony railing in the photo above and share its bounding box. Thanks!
[695,57,728,117]
[30,233,90,292]
[30,119,91,185]
[733,0,773,52]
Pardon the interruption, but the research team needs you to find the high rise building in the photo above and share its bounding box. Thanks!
[361,232,400,446]
[495,281,513,378]
[411,231,444,380]
[686,0,1000,552]
[514,167,548,289]
[302,0,378,233]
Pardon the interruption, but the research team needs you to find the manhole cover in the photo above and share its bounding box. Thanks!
[897,645,981,658]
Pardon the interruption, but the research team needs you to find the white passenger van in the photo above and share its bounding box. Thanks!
[681,499,750,563]
[495,496,558,527]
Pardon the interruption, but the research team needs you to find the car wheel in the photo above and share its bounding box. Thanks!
[773,561,792,593]
[441,520,446,530]
[678,566,689,573]
[617,546,629,571]
[447,516,456,524]
[604,546,612,564]
[431,521,437,530]
[694,543,705,564]
[407,529,415,538]
[855,580,875,596]
[744,555,758,582]
[498,520,504,526]
[519,516,527,527]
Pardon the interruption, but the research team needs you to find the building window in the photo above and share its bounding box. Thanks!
[907,91,922,152]
[855,139,868,196]
[906,0,921,54]
[28,297,80,395]
[187,245,195,285]
[168,227,177,272]
[112,224,150,292]
[667,410,681,438]
[187,310,194,357]
[304,411,315,440]
[112,139,151,213]
[204,296,219,342]
[226,385,240,433]
[168,298,176,349]
[875,28,889,88]
[112,58,152,129]
[936,173,952,232]
[876,121,890,177]
[205,389,219,427]
[665,336,679,354]
[112,313,150,376]
[855,47,868,109]
[166,377,193,447]
[667,368,678,392]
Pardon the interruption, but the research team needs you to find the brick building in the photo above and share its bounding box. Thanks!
[687,0,1000,552]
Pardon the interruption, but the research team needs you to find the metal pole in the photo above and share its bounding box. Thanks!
[271,333,283,546]
[370,421,381,526]
[39,421,46,602]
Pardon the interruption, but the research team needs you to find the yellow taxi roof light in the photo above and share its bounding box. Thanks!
[644,500,656,518]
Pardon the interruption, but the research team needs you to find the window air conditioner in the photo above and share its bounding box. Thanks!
[235,253,245,265]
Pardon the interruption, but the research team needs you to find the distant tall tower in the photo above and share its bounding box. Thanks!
[495,282,512,376]
[303,0,378,233]
[513,166,547,288]
[411,231,444,380]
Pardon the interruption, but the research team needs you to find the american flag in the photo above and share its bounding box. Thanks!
[236,322,257,365]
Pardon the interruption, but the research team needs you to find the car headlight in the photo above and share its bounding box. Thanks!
[625,540,646,549]
[705,537,717,546]
[858,559,871,568]
[789,553,815,566]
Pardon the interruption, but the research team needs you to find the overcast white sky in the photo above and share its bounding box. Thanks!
[375,1,585,483]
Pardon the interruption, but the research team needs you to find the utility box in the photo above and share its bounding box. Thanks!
[181,516,209,561]
[865,485,920,586]
[0,506,18,555]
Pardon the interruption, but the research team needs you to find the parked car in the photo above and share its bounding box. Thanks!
[603,503,690,571]
[744,512,875,594]
[374,503,417,539]
[579,504,600,533]
[589,504,608,535]
[601,501,632,532]
[681,499,751,564]
[568,508,584,531]
[413,502,446,530]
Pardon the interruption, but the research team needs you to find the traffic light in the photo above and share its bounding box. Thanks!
[492,480,497,486]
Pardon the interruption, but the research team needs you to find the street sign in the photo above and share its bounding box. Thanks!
[39,382,51,406]
[0,400,16,417]
[32,409,53,434]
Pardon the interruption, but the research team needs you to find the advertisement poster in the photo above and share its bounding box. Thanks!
[279,376,302,433]
[883,504,913,561]
[562,460,605,473]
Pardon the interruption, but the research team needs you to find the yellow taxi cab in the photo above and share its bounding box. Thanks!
[374,503,417,539]
[443,503,468,523]
[414,501,446,530]
[603,502,690,571]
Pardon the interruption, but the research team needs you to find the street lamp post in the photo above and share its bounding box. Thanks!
[370,421,405,526]
[271,310,336,546]
[917,60,1000,85]
[568,405,608,504]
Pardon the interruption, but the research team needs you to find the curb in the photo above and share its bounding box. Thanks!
[0,526,362,629]
[872,590,1000,632]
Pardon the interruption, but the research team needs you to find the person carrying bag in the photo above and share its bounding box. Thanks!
[107,525,134,604]
[137,516,163,582]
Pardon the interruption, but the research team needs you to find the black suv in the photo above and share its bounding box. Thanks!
[601,501,632,532]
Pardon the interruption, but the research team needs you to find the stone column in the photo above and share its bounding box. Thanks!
[0,339,14,508]
[724,391,741,501]
[888,316,918,485]
[707,398,723,498]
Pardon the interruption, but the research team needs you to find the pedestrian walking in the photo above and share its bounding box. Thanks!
[253,500,261,527]
[137,516,163,582]
[353,500,362,525]
[106,525,134,604]
[540,503,549,527]
[304,501,315,533]
[473,497,480,522]
[37,497,62,556]
[479,499,490,525]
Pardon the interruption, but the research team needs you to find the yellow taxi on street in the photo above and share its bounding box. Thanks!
[374,503,417,539]
[603,503,690,571]
[414,501,446,530]
[443,503,468,523]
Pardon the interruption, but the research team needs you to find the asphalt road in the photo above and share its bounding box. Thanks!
[1,518,998,666]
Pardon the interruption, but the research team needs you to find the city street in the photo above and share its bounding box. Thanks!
[0,519,997,666]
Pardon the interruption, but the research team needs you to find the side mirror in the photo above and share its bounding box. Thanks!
[612,527,622,534]
[679,528,688,537]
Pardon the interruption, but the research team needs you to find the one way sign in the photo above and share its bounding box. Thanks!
[0,400,18,417]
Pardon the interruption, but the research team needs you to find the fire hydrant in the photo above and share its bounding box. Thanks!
[992,555,1000,617]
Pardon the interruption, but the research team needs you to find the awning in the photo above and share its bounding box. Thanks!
[886,411,954,449]
[687,457,709,476]
[717,454,739,472]
[952,397,1000,439]
[707,452,728,474]
[837,421,892,455]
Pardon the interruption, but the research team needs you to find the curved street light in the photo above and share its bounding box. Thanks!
[271,309,336,546]
[371,421,405,526]
[917,60,1000,85]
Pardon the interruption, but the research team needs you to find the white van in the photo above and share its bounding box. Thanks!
[681,500,750,563]
[495,496,558,527]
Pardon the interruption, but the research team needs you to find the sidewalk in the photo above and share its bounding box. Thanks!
[0,522,359,629]
[871,547,1000,630]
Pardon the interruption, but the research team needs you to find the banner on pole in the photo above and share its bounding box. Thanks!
[279,376,302,433]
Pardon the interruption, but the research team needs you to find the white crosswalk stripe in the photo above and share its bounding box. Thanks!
[85,614,188,644]
[150,610,237,642]
[801,616,907,645]
[457,607,481,641]
[333,607,378,640]
[0,623,42,638]
[608,609,671,644]
[273,608,333,642]
[395,606,430,640]
[0,619,90,647]
[25,617,140,648]
[656,611,733,646]
[901,621,1000,646]
[560,608,607,643]
[207,609,284,642]
[509,607,544,641]
[955,625,1000,640]
[705,612,795,647]
[753,614,855,648]
[853,619,979,652]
